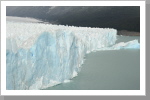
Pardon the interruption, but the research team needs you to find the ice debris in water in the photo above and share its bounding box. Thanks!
[6,21,139,90]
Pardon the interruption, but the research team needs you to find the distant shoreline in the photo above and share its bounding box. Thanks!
[117,30,140,36]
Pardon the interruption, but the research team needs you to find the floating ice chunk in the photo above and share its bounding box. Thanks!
[64,80,71,83]
[72,71,78,78]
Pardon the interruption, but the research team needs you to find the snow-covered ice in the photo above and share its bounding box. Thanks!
[110,40,140,49]
[6,20,140,90]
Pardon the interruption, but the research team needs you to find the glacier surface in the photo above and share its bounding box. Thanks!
[99,39,140,51]
[6,21,139,90]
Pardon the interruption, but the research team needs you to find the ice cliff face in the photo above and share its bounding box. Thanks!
[6,21,140,90]
[6,21,117,90]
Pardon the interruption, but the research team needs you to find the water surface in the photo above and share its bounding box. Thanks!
[44,36,140,90]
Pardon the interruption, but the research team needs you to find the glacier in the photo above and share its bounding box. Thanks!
[6,21,140,90]
[98,39,140,51]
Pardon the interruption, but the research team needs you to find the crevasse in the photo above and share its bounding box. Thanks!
[6,21,138,90]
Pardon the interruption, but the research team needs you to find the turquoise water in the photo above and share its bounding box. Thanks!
[43,36,140,90]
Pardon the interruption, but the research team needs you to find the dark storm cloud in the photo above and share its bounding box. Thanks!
[6,6,140,32]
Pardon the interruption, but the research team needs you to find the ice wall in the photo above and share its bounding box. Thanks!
[6,21,117,90]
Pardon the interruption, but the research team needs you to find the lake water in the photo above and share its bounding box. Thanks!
[43,36,140,90]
